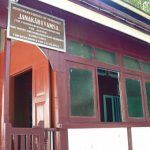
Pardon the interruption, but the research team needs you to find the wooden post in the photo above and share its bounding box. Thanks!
[4,123,11,150]
[1,32,11,150]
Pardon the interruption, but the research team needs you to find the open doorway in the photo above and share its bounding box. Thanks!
[11,70,32,128]
[98,68,122,122]
[9,41,50,129]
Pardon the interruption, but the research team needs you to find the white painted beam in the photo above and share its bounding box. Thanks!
[38,0,150,43]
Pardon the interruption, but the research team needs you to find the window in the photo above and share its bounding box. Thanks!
[68,40,93,59]
[95,48,117,65]
[67,45,150,122]
[125,78,143,118]
[141,61,150,73]
[70,67,95,116]
[103,95,121,122]
[67,40,118,65]
[124,56,150,74]
[123,56,141,71]
[146,82,150,117]
[98,68,122,122]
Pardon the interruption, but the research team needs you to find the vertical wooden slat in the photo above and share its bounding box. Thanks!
[4,123,49,150]
[32,135,37,150]
[44,129,48,150]
[40,128,44,150]
[26,134,30,150]
[14,135,18,150]
[38,121,45,150]
[20,135,25,150]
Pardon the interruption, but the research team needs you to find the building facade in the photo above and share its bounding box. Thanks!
[0,0,150,150]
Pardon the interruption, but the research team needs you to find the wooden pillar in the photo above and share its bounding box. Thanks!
[1,34,11,150]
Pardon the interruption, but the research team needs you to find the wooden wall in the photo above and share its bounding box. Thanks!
[0,52,4,148]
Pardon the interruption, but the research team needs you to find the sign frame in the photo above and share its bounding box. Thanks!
[7,1,66,52]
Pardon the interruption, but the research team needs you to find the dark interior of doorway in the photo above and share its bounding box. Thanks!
[13,70,32,128]
[98,68,122,122]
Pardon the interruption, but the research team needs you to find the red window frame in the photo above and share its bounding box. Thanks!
[123,73,146,122]
[67,61,99,122]
[143,77,150,121]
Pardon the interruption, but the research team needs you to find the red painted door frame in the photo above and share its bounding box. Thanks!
[1,39,51,149]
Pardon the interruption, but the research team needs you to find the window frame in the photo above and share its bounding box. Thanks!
[123,55,141,71]
[103,95,121,122]
[143,77,150,122]
[67,39,94,59]
[94,47,118,66]
[97,68,123,123]
[66,38,150,124]
[141,61,150,74]
[123,74,146,122]
[67,61,99,122]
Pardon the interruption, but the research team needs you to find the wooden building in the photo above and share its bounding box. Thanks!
[0,0,150,150]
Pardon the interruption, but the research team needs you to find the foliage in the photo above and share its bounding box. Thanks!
[123,0,150,14]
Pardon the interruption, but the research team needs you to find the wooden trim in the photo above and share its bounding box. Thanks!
[66,61,99,122]
[95,66,101,122]
[123,74,146,122]
[10,67,32,77]
[59,122,150,129]
[1,34,11,150]
[3,38,11,123]
[142,78,150,122]
[127,127,133,150]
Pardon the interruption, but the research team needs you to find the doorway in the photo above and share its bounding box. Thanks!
[12,70,32,128]
[9,41,50,128]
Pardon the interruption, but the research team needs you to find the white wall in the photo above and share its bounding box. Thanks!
[68,128,128,150]
[132,127,150,150]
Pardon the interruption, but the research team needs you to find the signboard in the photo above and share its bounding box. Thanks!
[7,2,66,52]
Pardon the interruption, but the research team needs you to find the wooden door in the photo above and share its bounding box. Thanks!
[32,60,50,128]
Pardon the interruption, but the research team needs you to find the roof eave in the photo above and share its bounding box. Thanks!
[38,0,150,43]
